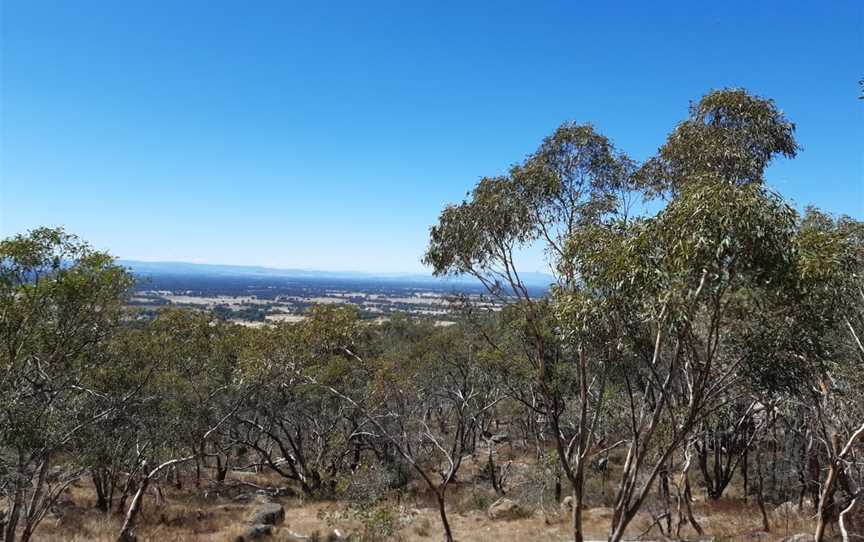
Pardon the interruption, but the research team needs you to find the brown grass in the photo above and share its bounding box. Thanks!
[24,459,820,542]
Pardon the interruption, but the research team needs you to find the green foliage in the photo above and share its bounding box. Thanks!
[740,209,863,391]
[521,451,563,520]
[424,175,536,277]
[424,122,629,286]
[0,227,136,538]
[0,227,133,454]
[562,180,797,316]
[320,466,400,542]
[637,88,798,196]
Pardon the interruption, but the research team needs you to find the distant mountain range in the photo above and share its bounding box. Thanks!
[117,260,556,288]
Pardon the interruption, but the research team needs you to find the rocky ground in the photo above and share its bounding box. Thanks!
[29,463,837,542]
[25,442,846,542]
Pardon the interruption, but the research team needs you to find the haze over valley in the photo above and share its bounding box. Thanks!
[122,260,552,326]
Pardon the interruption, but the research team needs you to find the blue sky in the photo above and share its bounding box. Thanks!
[1,1,861,273]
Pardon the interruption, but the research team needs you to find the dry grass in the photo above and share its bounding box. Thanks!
[22,459,823,542]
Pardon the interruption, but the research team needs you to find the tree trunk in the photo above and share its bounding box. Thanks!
[554,473,562,503]
[756,451,770,532]
[815,436,841,542]
[171,465,182,490]
[216,455,228,483]
[742,447,749,503]
[436,493,454,542]
[675,447,703,538]
[17,458,51,542]
[117,456,195,542]
[93,470,110,512]
[3,486,23,542]
[839,496,858,542]
[487,444,504,496]
[683,471,702,535]
[117,476,150,542]
[815,461,838,542]
[116,474,138,515]
[571,482,584,542]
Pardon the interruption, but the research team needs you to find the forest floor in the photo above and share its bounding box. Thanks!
[31,490,821,542]
[32,448,823,541]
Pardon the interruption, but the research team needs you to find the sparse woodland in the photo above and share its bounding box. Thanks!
[2,89,862,542]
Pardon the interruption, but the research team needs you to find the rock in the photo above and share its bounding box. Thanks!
[783,535,814,542]
[558,497,592,515]
[283,531,309,541]
[234,524,273,542]
[487,498,524,520]
[246,502,285,526]
[195,509,208,520]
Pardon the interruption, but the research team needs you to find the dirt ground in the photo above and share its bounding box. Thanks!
[30,465,821,542]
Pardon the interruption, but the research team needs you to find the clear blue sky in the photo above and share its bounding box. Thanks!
[1,1,861,272]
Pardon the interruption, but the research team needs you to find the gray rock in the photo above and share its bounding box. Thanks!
[194,508,211,520]
[234,524,273,542]
[487,498,524,520]
[283,531,309,541]
[246,502,285,526]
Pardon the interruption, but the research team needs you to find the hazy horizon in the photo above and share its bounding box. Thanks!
[117,257,548,276]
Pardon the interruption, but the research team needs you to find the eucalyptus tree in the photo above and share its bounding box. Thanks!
[561,178,804,541]
[636,87,798,196]
[74,327,157,513]
[114,309,244,542]
[727,208,864,540]
[784,210,864,541]
[0,228,133,542]
[425,122,631,542]
[235,308,368,497]
[381,322,502,542]
[286,305,501,542]
[554,88,812,541]
[693,400,760,501]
